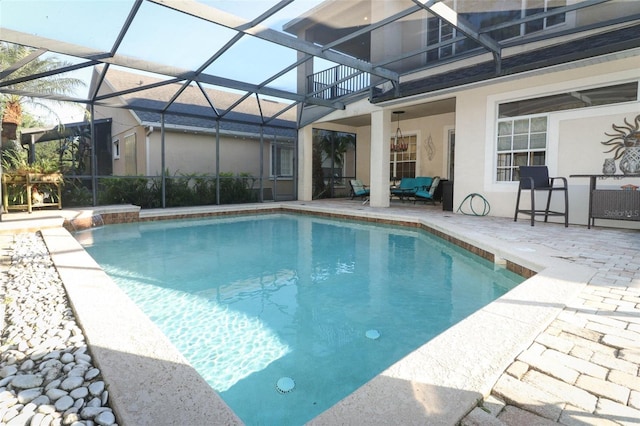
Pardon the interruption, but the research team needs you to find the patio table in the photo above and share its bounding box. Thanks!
[571,174,640,228]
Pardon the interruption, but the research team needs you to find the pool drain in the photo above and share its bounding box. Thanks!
[365,329,380,340]
[276,377,295,394]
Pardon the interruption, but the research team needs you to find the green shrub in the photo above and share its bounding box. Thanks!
[164,173,198,207]
[217,172,257,204]
[92,171,257,208]
[61,179,93,207]
[97,176,160,208]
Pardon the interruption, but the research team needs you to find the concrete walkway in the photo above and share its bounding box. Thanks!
[0,202,638,425]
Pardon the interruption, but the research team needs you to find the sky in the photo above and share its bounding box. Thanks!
[0,0,329,125]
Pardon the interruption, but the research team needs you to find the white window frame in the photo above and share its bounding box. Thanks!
[486,73,640,192]
[443,126,455,180]
[390,133,418,180]
[495,114,548,182]
[270,143,294,179]
[521,0,568,35]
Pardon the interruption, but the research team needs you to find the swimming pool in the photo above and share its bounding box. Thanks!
[77,213,523,425]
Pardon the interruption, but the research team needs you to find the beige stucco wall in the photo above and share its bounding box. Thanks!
[145,131,294,197]
[399,113,455,180]
[356,126,372,184]
[304,52,639,227]
[94,94,295,194]
[92,73,296,200]
[147,131,216,176]
[453,54,640,227]
[93,102,142,176]
[311,111,455,187]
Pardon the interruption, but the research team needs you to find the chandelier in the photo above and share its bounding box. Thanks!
[391,110,408,152]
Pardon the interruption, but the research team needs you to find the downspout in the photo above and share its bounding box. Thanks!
[146,125,154,177]
[272,133,278,201]
[259,126,264,202]
[161,114,166,208]
[293,131,298,201]
[215,120,220,205]
[90,105,97,206]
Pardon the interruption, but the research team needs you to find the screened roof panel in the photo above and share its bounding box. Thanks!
[116,1,241,71]
[263,68,300,93]
[202,35,297,86]
[0,0,133,52]
[199,0,326,31]
[1,0,639,128]
[257,93,296,122]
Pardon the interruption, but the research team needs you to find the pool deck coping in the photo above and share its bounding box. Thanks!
[0,201,616,425]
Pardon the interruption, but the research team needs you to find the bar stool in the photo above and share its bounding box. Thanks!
[514,166,569,227]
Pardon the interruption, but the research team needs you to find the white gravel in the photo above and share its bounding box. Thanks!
[0,233,117,426]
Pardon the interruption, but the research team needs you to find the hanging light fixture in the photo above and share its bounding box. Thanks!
[391,111,408,152]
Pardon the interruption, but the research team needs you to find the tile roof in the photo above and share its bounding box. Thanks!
[98,68,297,138]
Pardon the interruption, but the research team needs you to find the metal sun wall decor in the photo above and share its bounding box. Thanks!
[601,113,640,175]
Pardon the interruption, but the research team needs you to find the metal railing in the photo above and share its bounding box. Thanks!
[307,65,370,100]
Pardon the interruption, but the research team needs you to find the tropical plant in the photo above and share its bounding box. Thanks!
[0,42,85,140]
[1,143,58,174]
[97,176,161,209]
[318,130,355,170]
[312,129,356,198]
[61,179,93,207]
[95,171,257,208]
[55,124,93,175]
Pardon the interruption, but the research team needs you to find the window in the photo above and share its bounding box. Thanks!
[524,0,567,34]
[496,115,547,182]
[495,82,639,181]
[390,134,418,180]
[426,18,458,62]
[424,1,568,65]
[112,138,120,160]
[462,0,567,43]
[271,143,294,178]
[124,133,137,175]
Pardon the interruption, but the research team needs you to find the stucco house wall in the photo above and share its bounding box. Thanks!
[453,55,639,225]
[312,107,455,188]
[299,50,638,227]
[291,0,640,225]
[90,67,297,200]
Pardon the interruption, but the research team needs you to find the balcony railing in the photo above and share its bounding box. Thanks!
[307,65,370,101]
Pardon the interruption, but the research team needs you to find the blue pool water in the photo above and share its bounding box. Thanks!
[77,213,523,425]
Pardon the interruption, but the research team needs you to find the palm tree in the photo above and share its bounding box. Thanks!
[312,129,356,198]
[0,42,85,142]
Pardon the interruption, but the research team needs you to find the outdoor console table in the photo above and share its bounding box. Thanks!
[571,174,640,228]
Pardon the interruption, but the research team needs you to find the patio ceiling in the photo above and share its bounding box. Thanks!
[1,0,638,129]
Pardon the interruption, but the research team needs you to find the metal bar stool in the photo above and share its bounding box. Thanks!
[514,166,569,227]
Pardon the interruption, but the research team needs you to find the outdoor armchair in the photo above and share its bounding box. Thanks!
[349,179,370,200]
[414,176,440,205]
